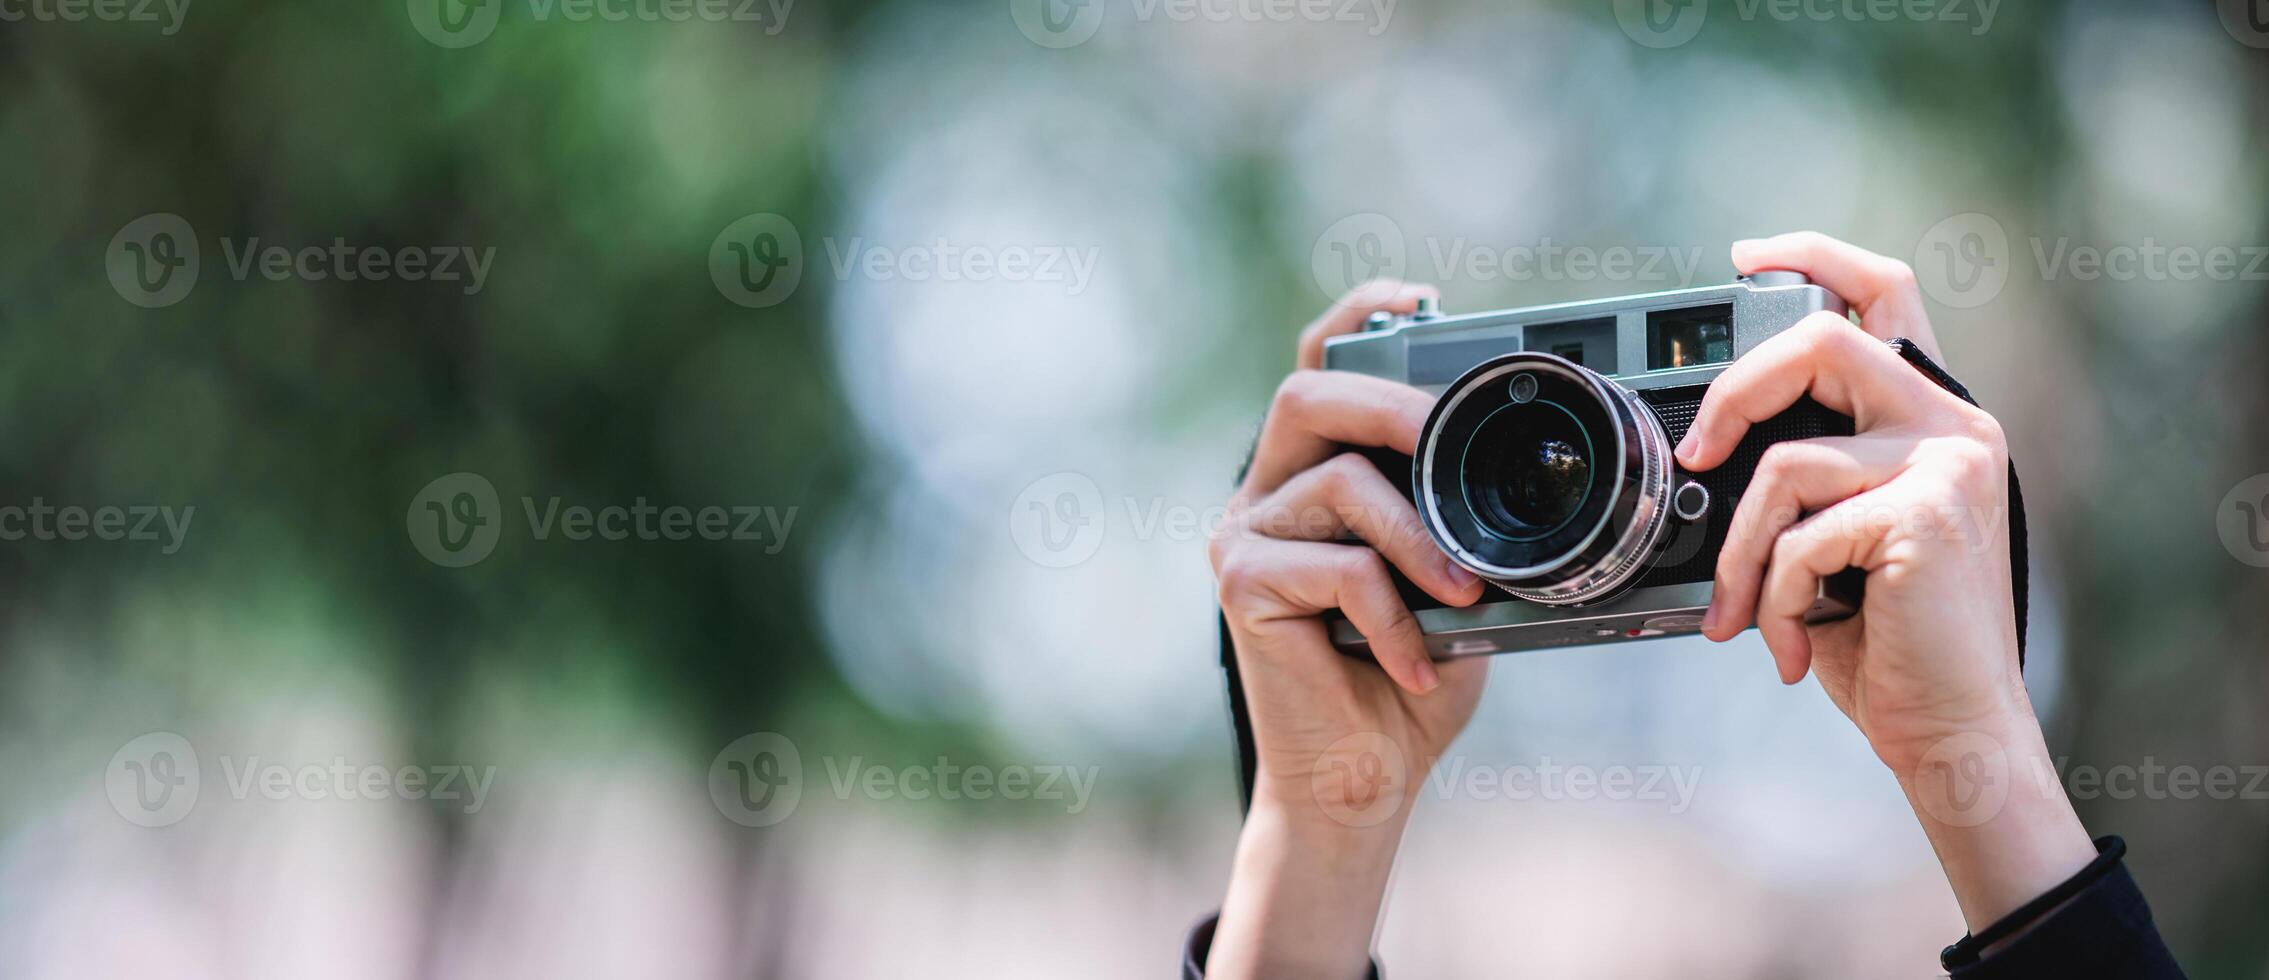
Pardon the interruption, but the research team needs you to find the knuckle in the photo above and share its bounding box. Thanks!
[1214,551,1267,612]
[1205,516,1242,569]
[1769,525,1808,564]
[1798,310,1861,348]
[1752,442,1807,484]
[1271,369,1321,418]
[1934,435,2003,494]
[1959,408,2008,457]
[1319,451,1370,494]
[1343,546,1390,582]
[1878,257,1919,291]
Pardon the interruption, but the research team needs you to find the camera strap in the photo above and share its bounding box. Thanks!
[1218,339,2030,814]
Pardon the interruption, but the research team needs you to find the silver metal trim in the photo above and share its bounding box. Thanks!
[1416,355,1627,583]
[1415,354,1674,607]
[1502,394,1673,605]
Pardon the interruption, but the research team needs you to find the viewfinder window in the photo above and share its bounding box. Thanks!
[1647,305,1733,370]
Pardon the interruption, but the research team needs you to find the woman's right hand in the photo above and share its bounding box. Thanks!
[1203,281,1487,980]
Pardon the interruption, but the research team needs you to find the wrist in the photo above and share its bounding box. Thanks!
[1207,787,1409,980]
[1896,714,2096,933]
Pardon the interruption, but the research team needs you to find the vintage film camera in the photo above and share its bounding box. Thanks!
[1321,272,1863,658]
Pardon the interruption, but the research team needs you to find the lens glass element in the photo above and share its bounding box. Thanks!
[1465,401,1592,540]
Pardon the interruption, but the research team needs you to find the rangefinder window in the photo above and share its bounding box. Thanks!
[1524,317,1616,374]
[1647,305,1734,370]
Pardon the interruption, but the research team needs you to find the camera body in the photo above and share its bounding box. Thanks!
[1321,271,1862,659]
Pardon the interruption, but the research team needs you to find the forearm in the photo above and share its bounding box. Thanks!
[1206,785,1405,980]
[1898,714,2097,935]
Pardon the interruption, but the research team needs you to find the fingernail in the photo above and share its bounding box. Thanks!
[1412,658,1441,693]
[1699,603,1719,634]
[1674,431,1697,463]
[1731,238,1761,255]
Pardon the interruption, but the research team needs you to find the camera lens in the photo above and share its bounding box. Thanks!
[1466,401,1591,540]
[1413,351,1675,606]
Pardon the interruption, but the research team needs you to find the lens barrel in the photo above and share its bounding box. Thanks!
[1414,352,1674,605]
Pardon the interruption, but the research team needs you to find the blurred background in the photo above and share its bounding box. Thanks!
[2,0,2266,976]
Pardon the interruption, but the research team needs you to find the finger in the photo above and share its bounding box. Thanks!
[1216,537,1439,694]
[1296,280,1439,371]
[1245,451,1485,606]
[1702,436,1909,642]
[1674,310,1950,472]
[1731,231,1942,362]
[1753,489,1899,684]
[1241,370,1436,499]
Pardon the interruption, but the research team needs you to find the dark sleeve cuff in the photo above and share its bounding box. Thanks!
[1183,913,1383,980]
[1942,836,2186,979]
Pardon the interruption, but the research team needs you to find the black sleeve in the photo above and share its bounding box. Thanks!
[1180,914,1382,980]
[1942,836,2186,979]
[1183,837,2184,978]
